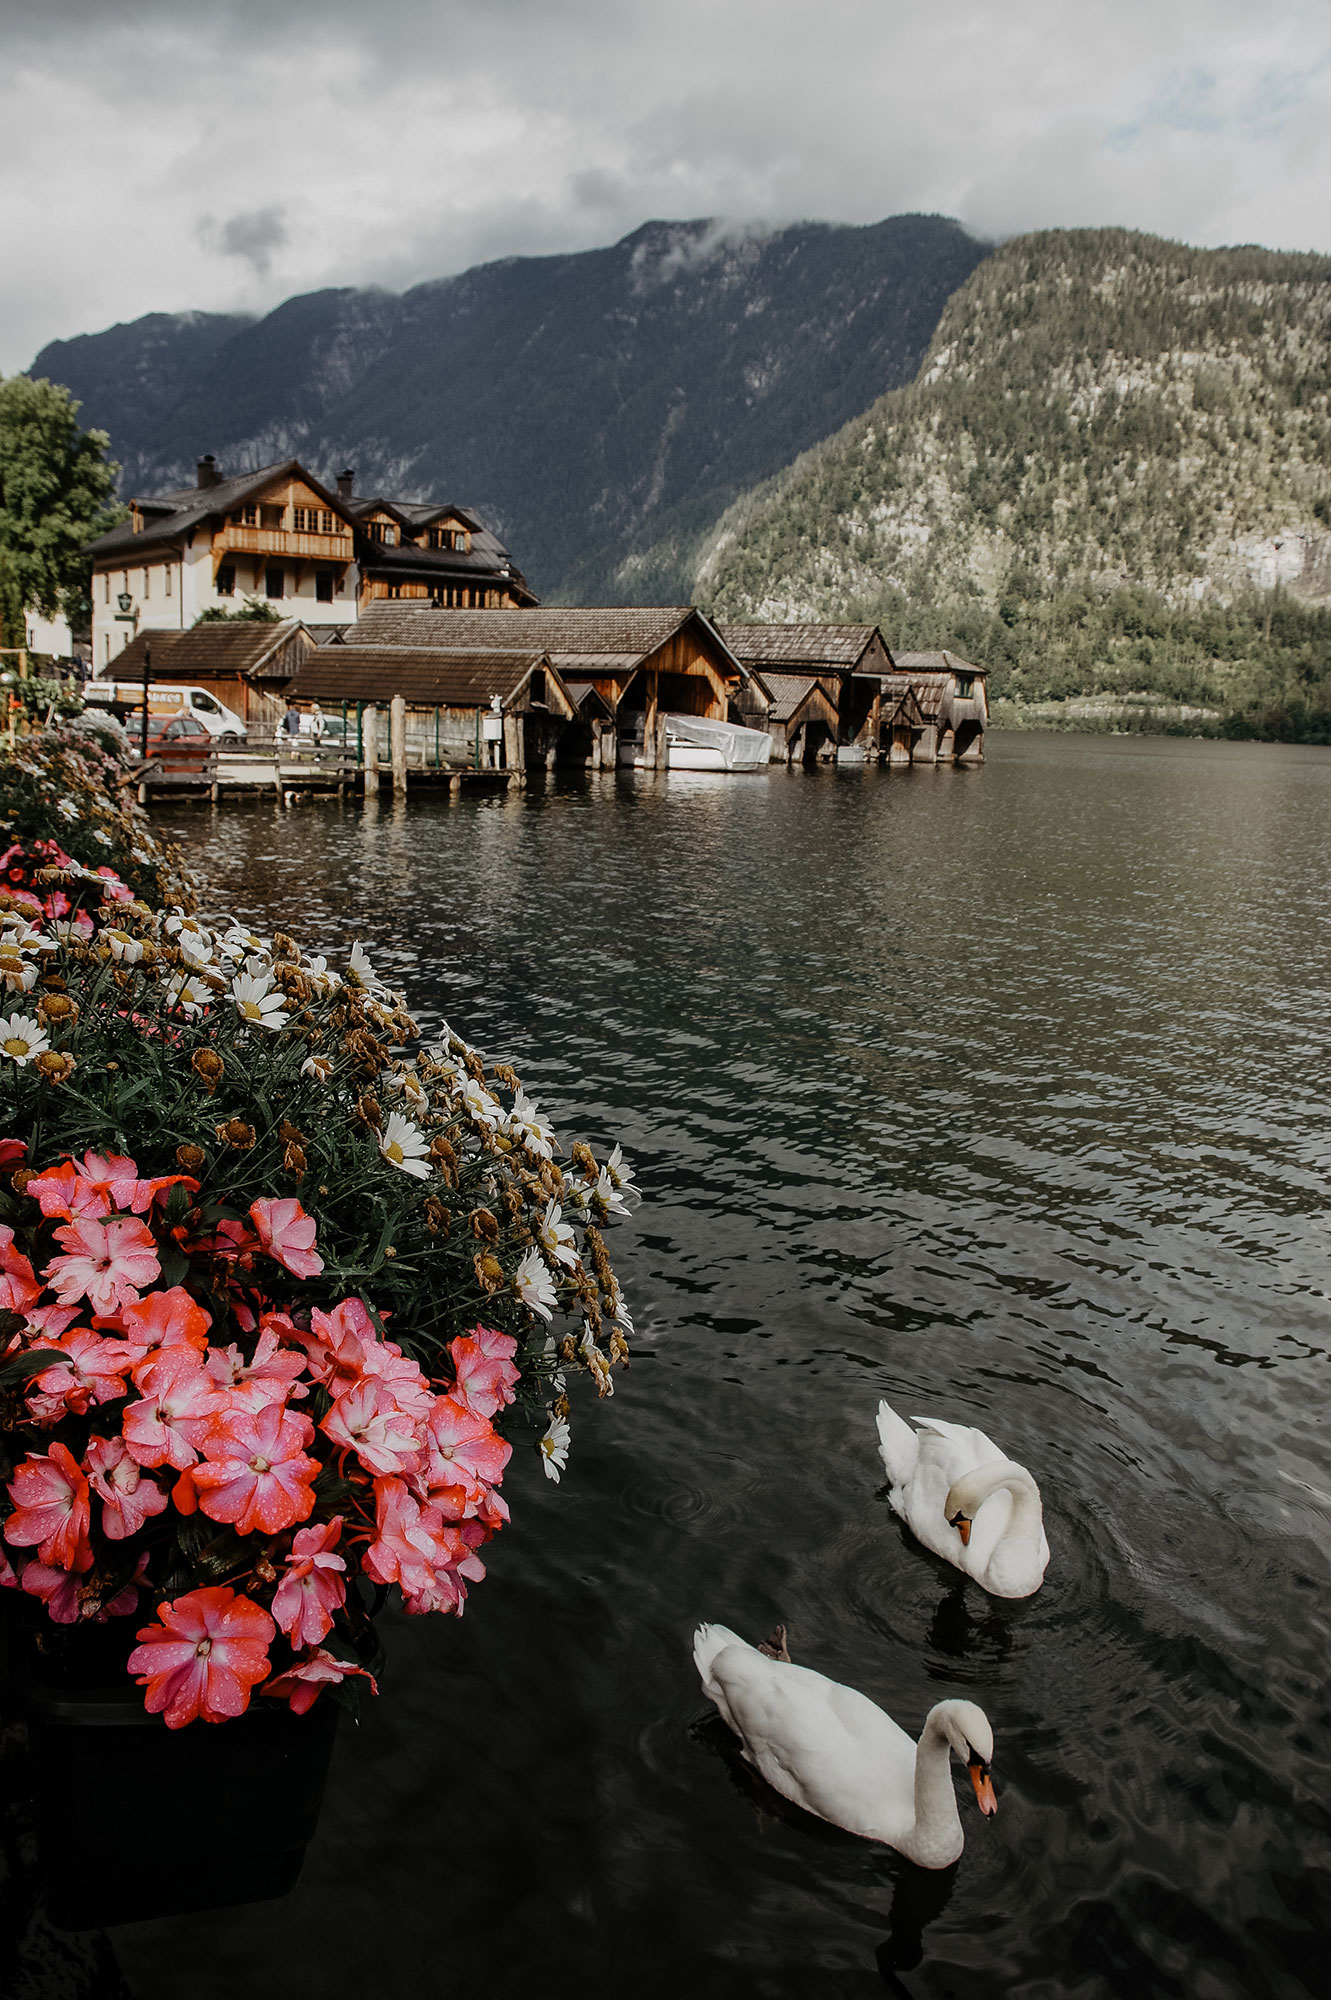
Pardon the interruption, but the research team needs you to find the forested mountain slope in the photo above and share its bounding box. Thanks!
[29,216,987,603]
[699,230,1331,736]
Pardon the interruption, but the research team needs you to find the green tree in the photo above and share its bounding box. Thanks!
[0,374,124,648]
[194,596,281,624]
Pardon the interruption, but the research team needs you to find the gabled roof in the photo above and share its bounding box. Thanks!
[716,622,893,674]
[290,645,571,715]
[340,604,750,678]
[103,619,317,683]
[890,651,987,676]
[761,671,841,725]
[84,459,357,563]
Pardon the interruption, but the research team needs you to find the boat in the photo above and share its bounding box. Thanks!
[627,714,773,773]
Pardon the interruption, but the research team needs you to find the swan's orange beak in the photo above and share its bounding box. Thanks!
[949,1510,972,1547]
[968,1761,997,1816]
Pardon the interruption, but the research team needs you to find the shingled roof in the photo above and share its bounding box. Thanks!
[84,461,354,562]
[108,620,317,682]
[290,645,572,714]
[762,672,838,724]
[340,604,744,671]
[891,651,987,676]
[716,623,893,674]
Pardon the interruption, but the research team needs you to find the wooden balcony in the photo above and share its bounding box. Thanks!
[213,526,352,561]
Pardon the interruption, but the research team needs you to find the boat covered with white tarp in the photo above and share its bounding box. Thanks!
[630,713,772,772]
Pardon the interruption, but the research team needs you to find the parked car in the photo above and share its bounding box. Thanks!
[141,713,213,769]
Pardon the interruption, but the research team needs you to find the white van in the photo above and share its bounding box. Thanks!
[84,681,248,742]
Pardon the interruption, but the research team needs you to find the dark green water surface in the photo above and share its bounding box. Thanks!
[116,734,1329,1998]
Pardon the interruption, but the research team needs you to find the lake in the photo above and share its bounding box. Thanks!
[108,733,1330,1997]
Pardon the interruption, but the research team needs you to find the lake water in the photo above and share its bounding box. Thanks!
[103,734,1331,1996]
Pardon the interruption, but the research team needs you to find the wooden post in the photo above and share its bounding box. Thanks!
[590,719,602,769]
[642,670,659,768]
[502,712,525,785]
[362,705,380,795]
[601,725,618,770]
[390,694,408,795]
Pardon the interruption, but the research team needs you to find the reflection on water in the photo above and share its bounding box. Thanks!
[107,736,1330,1998]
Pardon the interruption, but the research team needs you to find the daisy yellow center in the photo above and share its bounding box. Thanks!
[3,1035,32,1056]
[386,1141,404,1163]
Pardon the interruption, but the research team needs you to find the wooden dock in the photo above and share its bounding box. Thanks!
[130,726,519,806]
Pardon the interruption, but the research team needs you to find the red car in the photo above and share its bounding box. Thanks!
[140,713,213,772]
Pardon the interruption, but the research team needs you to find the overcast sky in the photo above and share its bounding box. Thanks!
[3,0,1331,374]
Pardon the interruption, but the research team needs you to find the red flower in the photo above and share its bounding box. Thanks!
[204,1325,307,1409]
[449,1330,520,1420]
[129,1586,276,1728]
[192,1402,319,1535]
[249,1198,324,1279]
[28,1326,135,1417]
[271,1518,347,1647]
[120,1284,211,1358]
[263,1647,378,1716]
[44,1215,160,1315]
[419,1394,511,1510]
[0,1138,26,1170]
[122,1351,222,1469]
[321,1376,422,1477]
[85,1435,169,1539]
[4,1443,93,1571]
[0,1224,41,1315]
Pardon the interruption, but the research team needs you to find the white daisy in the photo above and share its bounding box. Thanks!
[55,798,80,823]
[378,1110,431,1179]
[535,1200,578,1270]
[0,954,38,994]
[579,1331,614,1397]
[509,1088,556,1159]
[301,1053,334,1082]
[347,940,390,995]
[163,972,210,1018]
[178,929,216,970]
[593,1168,630,1218]
[604,1143,640,1206]
[230,971,289,1030]
[0,1013,49,1065]
[92,829,112,847]
[513,1246,557,1321]
[539,1412,571,1483]
[103,928,144,965]
[462,1075,502,1131]
[394,1070,429,1112]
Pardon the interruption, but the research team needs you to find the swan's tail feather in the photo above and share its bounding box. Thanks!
[875,1398,920,1487]
[692,1621,750,1694]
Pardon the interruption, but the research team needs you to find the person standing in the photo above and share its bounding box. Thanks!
[310,702,326,743]
[283,702,303,740]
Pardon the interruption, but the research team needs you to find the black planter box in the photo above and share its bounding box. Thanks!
[19,1664,339,1930]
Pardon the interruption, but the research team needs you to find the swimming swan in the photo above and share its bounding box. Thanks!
[693,1622,996,1867]
[876,1400,1050,1599]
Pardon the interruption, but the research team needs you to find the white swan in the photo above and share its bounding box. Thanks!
[875,1400,1050,1599]
[693,1623,996,1868]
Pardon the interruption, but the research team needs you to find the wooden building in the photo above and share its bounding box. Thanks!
[327,605,768,766]
[85,456,535,674]
[716,623,892,762]
[288,645,576,773]
[884,653,988,762]
[108,620,318,732]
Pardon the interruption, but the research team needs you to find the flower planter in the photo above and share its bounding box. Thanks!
[15,1643,339,1930]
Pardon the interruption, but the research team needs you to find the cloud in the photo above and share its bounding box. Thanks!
[198,206,288,275]
[3,0,1331,371]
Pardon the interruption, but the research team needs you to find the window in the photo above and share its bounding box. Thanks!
[315,571,334,603]
[261,504,285,530]
[294,506,329,533]
[190,692,223,716]
[388,584,402,599]
[165,565,172,598]
[322,510,336,534]
[216,564,236,597]
[233,504,258,526]
[428,527,466,550]
[265,567,285,600]
[954,675,974,698]
[367,521,397,545]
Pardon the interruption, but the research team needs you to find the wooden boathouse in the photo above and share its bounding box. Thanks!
[715,623,892,763]
[322,604,769,769]
[102,621,319,732]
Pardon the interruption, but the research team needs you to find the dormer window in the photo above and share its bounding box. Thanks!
[231,505,259,527]
[428,527,467,551]
[368,521,397,545]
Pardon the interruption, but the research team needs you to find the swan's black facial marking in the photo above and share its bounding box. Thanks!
[964,1743,991,1778]
[949,1509,973,1546]
[965,1744,998,1817]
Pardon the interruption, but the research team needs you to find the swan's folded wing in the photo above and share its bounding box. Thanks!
[911,1415,1003,1466]
[875,1399,920,1486]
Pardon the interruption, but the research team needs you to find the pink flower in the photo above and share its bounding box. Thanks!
[263,1647,378,1716]
[0,1224,41,1315]
[44,1215,160,1315]
[4,1443,93,1571]
[129,1586,276,1728]
[271,1518,347,1647]
[449,1329,520,1420]
[120,1285,211,1357]
[204,1325,307,1409]
[249,1197,323,1279]
[20,1554,145,1623]
[122,1351,222,1469]
[28,1327,135,1416]
[192,1402,319,1535]
[27,1161,107,1222]
[84,1435,169,1539]
[361,1476,444,1594]
[322,1376,422,1476]
[419,1394,511,1509]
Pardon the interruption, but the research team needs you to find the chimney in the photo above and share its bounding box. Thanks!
[337,468,355,501]
[196,453,219,489]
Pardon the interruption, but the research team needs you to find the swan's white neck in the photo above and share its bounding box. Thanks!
[986,1466,1042,1546]
[909,1710,964,1865]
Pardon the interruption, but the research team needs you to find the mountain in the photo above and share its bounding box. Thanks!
[28,216,988,604]
[697,229,1331,737]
